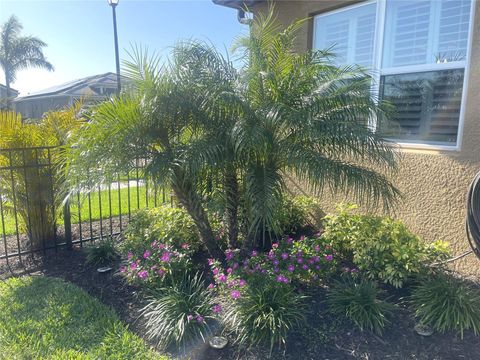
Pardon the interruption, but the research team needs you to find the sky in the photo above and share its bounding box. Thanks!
[0,0,247,95]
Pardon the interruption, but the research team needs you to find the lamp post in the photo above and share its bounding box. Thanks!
[108,0,121,94]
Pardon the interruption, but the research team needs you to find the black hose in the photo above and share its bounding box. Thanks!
[467,170,480,260]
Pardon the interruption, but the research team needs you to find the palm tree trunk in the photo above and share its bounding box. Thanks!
[171,170,225,262]
[5,71,12,110]
[224,166,239,248]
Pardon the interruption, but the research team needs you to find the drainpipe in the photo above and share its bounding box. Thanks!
[237,9,252,25]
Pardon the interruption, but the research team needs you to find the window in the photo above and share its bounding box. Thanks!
[313,0,474,148]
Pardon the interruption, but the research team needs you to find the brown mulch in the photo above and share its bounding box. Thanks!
[1,248,479,360]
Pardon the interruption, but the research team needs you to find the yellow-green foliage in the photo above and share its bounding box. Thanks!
[322,204,449,288]
[275,195,323,235]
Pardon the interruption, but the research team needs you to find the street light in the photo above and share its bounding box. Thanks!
[108,0,121,94]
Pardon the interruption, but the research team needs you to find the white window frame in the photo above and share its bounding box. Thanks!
[313,0,476,151]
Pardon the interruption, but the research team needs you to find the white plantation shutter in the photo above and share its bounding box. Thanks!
[313,3,376,67]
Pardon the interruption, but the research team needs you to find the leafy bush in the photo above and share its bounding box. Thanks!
[141,273,215,351]
[327,279,393,335]
[322,204,449,288]
[275,195,323,235]
[411,274,480,338]
[222,276,307,353]
[121,236,194,288]
[85,238,117,266]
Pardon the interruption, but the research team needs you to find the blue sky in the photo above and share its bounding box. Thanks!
[0,0,246,95]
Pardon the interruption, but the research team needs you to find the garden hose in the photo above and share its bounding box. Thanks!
[466,170,480,260]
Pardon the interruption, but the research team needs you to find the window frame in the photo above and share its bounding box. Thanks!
[313,0,476,151]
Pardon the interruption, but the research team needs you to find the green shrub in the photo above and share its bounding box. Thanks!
[411,274,480,338]
[141,273,215,351]
[275,195,323,235]
[85,237,117,266]
[222,277,307,353]
[327,279,393,335]
[122,205,200,256]
[322,204,449,288]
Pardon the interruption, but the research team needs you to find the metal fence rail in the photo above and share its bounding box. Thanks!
[0,146,170,266]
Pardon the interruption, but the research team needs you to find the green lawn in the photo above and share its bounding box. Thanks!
[1,185,171,236]
[0,276,166,360]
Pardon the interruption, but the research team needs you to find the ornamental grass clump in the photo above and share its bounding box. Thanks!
[141,272,215,351]
[85,237,117,266]
[327,279,393,335]
[411,274,480,338]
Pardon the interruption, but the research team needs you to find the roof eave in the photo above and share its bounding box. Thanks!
[212,0,260,10]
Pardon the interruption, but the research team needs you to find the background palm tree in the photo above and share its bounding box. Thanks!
[0,15,54,108]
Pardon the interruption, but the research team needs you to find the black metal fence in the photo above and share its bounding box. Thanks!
[0,146,170,266]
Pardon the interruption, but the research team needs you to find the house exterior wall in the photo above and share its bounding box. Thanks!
[251,0,480,276]
[14,96,72,120]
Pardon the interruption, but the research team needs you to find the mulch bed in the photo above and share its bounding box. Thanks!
[1,248,479,360]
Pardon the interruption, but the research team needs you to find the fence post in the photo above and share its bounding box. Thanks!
[63,199,73,250]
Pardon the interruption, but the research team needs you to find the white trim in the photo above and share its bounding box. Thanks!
[312,0,475,152]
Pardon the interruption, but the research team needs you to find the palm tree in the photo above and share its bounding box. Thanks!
[0,15,54,108]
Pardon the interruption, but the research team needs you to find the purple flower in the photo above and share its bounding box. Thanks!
[196,315,204,323]
[151,240,158,247]
[143,250,151,259]
[218,274,228,283]
[187,314,194,322]
[130,262,137,270]
[208,258,215,266]
[212,268,219,275]
[158,243,165,249]
[127,252,133,260]
[208,283,215,289]
[315,265,321,270]
[313,256,320,263]
[251,250,258,257]
[231,290,241,299]
[325,254,333,261]
[281,253,289,260]
[273,267,280,273]
[138,270,148,280]
[276,275,286,283]
[287,264,295,272]
[232,262,239,270]
[307,258,314,265]
[225,250,234,261]
[300,235,305,241]
[161,252,171,263]
[119,266,126,273]
[239,279,247,287]
[286,237,293,244]
[157,269,165,276]
[212,304,222,314]
[297,258,304,264]
[273,259,280,266]
[302,264,309,270]
[227,268,233,274]
[314,245,321,252]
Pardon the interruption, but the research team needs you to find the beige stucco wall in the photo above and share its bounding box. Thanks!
[250,0,480,276]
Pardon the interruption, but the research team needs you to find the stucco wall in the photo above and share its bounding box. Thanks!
[251,0,480,276]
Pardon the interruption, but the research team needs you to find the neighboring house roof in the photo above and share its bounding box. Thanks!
[212,0,262,9]
[0,83,19,97]
[14,72,123,101]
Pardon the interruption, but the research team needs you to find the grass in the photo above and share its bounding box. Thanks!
[0,276,167,359]
[1,184,171,236]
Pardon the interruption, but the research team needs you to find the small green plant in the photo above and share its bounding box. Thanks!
[322,204,449,287]
[222,277,307,353]
[327,279,393,335]
[275,195,323,235]
[85,237,117,266]
[141,272,215,351]
[411,274,480,338]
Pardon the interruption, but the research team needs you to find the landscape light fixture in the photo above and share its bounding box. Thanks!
[107,0,121,94]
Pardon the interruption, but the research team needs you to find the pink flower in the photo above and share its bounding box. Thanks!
[181,243,190,250]
[151,240,158,247]
[196,315,204,323]
[325,254,333,261]
[297,258,304,264]
[314,245,321,252]
[239,279,247,287]
[159,243,165,249]
[157,269,165,276]
[207,283,215,289]
[231,290,241,299]
[143,250,151,259]
[300,235,305,241]
[302,264,309,270]
[208,258,215,266]
[313,256,320,263]
[130,262,137,270]
[288,264,295,272]
[212,268,219,276]
[251,250,258,257]
[225,250,234,260]
[307,258,315,265]
[232,262,239,270]
[227,268,233,274]
[272,243,279,249]
[119,266,126,273]
[127,252,133,260]
[281,253,289,260]
[187,314,193,322]
[218,274,228,283]
[138,270,148,280]
[212,304,222,314]
[286,237,293,244]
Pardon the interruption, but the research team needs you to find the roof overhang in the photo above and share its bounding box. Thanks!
[212,0,261,10]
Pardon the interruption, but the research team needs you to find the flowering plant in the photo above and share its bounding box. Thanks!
[121,239,194,288]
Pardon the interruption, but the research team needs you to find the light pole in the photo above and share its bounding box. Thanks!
[108,0,121,94]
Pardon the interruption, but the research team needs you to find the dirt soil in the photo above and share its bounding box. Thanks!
[2,248,479,360]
